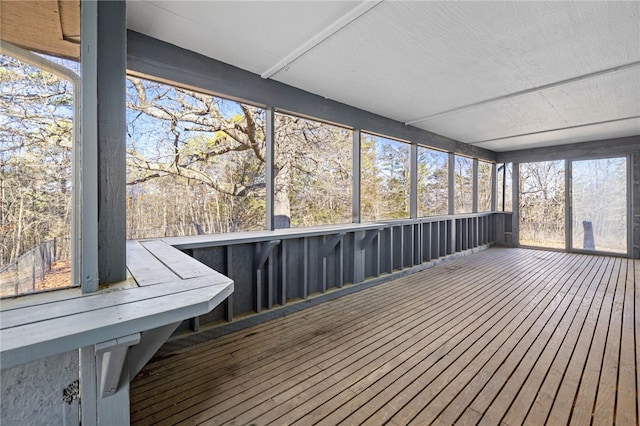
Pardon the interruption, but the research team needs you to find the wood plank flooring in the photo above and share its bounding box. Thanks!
[130,248,639,425]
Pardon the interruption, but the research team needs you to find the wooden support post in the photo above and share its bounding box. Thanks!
[265,107,275,230]
[374,229,381,277]
[322,233,345,292]
[387,227,394,272]
[266,254,274,309]
[512,161,520,246]
[96,0,127,286]
[225,246,233,322]
[398,226,404,270]
[302,238,309,299]
[448,153,455,215]
[255,240,280,313]
[413,223,421,265]
[280,241,287,305]
[336,237,344,288]
[353,129,361,223]
[491,162,498,212]
[353,231,366,283]
[431,222,439,259]
[472,158,479,213]
[423,222,432,262]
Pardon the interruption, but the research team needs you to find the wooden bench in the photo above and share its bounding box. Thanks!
[1,239,233,424]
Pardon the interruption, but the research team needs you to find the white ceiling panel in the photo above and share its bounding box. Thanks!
[416,66,640,144]
[272,1,639,119]
[474,117,640,152]
[127,0,357,75]
[126,0,640,152]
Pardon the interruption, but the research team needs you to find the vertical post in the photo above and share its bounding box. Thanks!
[410,142,418,219]
[448,153,455,215]
[472,158,479,213]
[502,163,507,211]
[225,246,233,322]
[629,153,638,258]
[280,242,287,304]
[512,161,520,247]
[448,153,456,253]
[352,129,361,223]
[565,159,572,251]
[96,0,127,286]
[80,0,99,293]
[490,162,497,212]
[265,107,275,231]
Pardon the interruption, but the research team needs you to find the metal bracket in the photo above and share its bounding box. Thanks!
[95,333,140,398]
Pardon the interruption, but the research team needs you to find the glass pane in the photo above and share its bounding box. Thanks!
[0,54,78,296]
[417,147,448,217]
[478,161,493,212]
[455,155,473,214]
[519,161,565,249]
[126,77,266,238]
[572,157,627,253]
[361,134,410,221]
[274,113,352,228]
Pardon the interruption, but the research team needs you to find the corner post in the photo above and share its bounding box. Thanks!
[96,0,127,286]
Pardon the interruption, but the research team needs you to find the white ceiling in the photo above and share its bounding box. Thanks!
[127,1,640,152]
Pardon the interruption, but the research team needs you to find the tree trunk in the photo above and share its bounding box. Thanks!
[274,165,291,229]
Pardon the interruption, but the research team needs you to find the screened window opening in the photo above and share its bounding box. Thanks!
[454,155,473,214]
[274,113,352,228]
[126,76,267,238]
[478,160,492,212]
[0,53,79,297]
[361,133,410,221]
[417,147,448,217]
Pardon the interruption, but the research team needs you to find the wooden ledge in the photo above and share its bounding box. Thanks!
[0,240,233,370]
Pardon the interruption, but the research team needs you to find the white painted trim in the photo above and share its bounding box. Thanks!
[261,1,383,79]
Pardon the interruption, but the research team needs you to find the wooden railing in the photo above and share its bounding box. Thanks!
[161,212,496,335]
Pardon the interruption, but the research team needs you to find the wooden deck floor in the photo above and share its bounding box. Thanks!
[130,248,639,425]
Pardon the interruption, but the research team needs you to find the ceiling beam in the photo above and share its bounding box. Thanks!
[261,0,383,79]
[406,61,640,126]
[471,115,640,146]
[497,135,640,163]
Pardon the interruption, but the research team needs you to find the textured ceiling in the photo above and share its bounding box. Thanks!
[127,1,640,152]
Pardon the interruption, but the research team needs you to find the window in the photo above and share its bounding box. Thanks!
[454,155,473,214]
[274,113,352,228]
[478,160,492,212]
[0,53,79,296]
[126,76,266,237]
[417,146,448,216]
[361,133,410,221]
